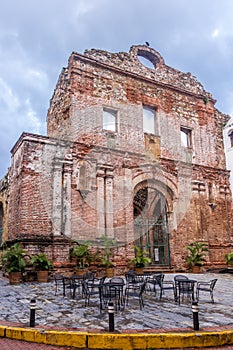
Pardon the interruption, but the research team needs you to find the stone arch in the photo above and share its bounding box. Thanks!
[132,168,177,214]
[132,173,176,267]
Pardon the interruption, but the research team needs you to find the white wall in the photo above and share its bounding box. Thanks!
[223,116,233,197]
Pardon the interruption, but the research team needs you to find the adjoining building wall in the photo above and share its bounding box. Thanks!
[223,116,233,196]
[1,45,233,272]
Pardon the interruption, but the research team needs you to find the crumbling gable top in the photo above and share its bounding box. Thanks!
[69,44,213,101]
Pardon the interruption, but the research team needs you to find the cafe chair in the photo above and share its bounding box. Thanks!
[159,279,177,301]
[146,273,164,295]
[82,280,100,307]
[177,280,196,304]
[124,281,146,310]
[53,273,64,296]
[196,279,218,303]
[99,284,121,312]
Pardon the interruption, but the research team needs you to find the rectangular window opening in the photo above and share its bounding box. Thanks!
[228,130,233,148]
[180,127,192,148]
[103,108,117,132]
[143,106,157,135]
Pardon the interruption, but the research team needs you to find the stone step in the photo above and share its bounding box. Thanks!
[143,266,173,274]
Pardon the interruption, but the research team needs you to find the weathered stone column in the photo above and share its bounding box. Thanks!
[105,167,114,238]
[52,160,63,236]
[62,160,72,237]
[96,165,105,237]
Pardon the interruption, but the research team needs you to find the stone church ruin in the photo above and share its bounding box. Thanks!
[0,44,232,274]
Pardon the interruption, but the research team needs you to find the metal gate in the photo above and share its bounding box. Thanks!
[134,217,170,266]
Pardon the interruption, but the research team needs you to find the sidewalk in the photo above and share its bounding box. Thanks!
[0,272,232,349]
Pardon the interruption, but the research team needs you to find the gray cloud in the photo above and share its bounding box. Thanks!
[1,0,233,177]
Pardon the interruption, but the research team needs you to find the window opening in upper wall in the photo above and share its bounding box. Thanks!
[180,127,192,148]
[228,130,233,148]
[103,108,117,132]
[143,106,157,134]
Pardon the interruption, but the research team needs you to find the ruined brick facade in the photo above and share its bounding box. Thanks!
[1,45,233,272]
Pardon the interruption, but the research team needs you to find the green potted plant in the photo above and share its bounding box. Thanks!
[30,253,52,282]
[186,241,209,273]
[224,252,233,269]
[130,245,151,274]
[70,242,91,275]
[1,243,27,284]
[99,235,116,277]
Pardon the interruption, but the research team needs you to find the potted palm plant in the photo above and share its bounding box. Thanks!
[224,252,233,271]
[1,243,27,284]
[70,242,91,275]
[30,253,52,282]
[186,241,209,273]
[130,245,151,274]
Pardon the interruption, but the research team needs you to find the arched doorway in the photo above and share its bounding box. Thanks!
[133,185,170,266]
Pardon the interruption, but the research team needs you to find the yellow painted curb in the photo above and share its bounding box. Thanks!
[0,326,5,337]
[1,325,233,349]
[5,327,87,348]
[88,330,233,349]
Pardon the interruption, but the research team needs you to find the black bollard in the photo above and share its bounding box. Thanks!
[29,298,36,327]
[108,302,115,332]
[192,301,199,331]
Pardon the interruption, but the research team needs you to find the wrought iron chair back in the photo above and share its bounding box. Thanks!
[196,278,218,303]
[124,281,146,309]
[177,280,195,304]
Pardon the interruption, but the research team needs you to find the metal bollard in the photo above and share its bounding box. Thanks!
[29,298,36,327]
[108,302,115,332]
[192,301,199,331]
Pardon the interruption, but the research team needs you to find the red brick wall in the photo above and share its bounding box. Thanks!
[5,45,233,271]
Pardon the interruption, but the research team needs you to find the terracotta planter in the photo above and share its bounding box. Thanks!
[191,265,201,273]
[105,267,114,278]
[37,270,49,283]
[135,267,144,274]
[9,271,22,285]
[75,268,88,276]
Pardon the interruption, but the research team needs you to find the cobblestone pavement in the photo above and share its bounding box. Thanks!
[0,272,232,349]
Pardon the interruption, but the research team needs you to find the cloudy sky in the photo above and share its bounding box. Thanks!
[1,0,233,178]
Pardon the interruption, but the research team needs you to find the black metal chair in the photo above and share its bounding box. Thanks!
[81,280,100,307]
[146,273,164,295]
[125,272,144,290]
[159,279,176,301]
[62,277,73,297]
[99,283,121,312]
[124,281,146,309]
[109,277,125,305]
[196,279,218,303]
[174,275,189,301]
[71,275,87,298]
[53,273,64,295]
[177,280,196,304]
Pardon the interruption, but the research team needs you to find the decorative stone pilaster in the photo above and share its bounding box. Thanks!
[96,165,105,237]
[62,161,72,237]
[52,160,63,236]
[105,167,114,238]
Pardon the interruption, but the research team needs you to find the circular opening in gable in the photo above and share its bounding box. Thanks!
[137,56,155,69]
[137,49,160,70]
